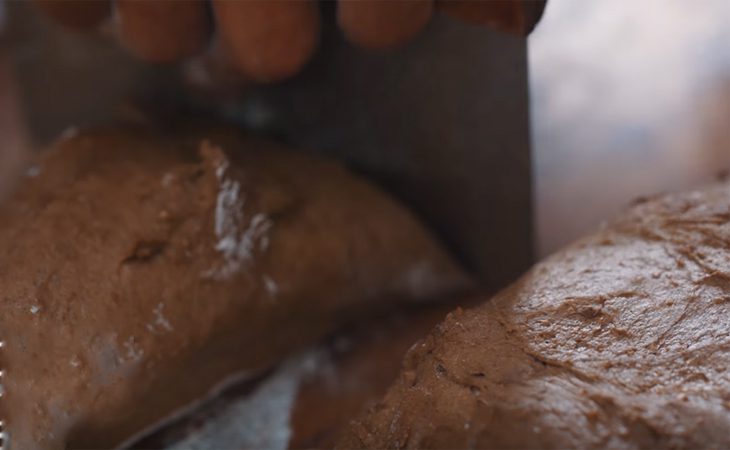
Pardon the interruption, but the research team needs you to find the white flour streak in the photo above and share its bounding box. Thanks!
[207,157,273,279]
[153,303,173,332]
[161,173,175,188]
[263,275,278,297]
[60,126,79,141]
[260,235,270,252]
[123,337,144,362]
[166,351,326,450]
[26,166,41,178]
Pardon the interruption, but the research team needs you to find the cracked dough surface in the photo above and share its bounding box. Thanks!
[338,182,730,449]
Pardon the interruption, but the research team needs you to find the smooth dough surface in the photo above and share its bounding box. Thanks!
[338,182,730,449]
[0,125,470,449]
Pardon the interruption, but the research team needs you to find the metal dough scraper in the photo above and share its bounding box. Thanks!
[5,0,544,291]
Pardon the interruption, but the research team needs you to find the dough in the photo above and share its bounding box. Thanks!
[132,304,459,450]
[338,182,730,449]
[0,125,470,449]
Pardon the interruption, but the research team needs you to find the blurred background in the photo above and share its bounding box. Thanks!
[1,0,729,257]
[531,0,730,255]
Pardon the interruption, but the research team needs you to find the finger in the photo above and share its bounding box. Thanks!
[115,0,211,63]
[337,0,434,50]
[437,0,547,35]
[182,43,251,97]
[33,0,110,29]
[213,0,320,83]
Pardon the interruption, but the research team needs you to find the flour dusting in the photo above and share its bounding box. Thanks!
[0,430,8,450]
[166,351,327,450]
[161,173,175,188]
[26,166,41,178]
[206,154,273,279]
[153,303,173,332]
[263,274,278,297]
[59,126,79,141]
[123,336,144,362]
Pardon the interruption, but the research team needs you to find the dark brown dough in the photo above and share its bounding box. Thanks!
[129,304,462,449]
[288,305,459,449]
[0,125,470,449]
[338,182,730,449]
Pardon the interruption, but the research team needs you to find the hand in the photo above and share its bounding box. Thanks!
[33,0,546,83]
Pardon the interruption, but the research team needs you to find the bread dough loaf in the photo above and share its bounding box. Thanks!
[132,304,459,449]
[0,126,470,449]
[338,182,730,449]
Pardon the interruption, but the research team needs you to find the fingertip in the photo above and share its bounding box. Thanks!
[213,0,320,83]
[115,0,212,63]
[337,0,434,50]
